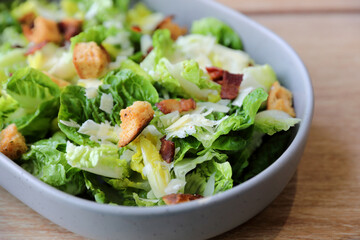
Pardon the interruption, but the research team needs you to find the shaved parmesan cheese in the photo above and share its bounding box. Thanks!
[99,93,114,114]
[164,179,186,195]
[78,120,121,145]
[59,119,80,128]
[85,88,98,99]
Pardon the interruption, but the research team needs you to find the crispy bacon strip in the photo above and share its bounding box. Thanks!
[156,99,196,114]
[24,41,48,56]
[58,18,82,41]
[160,137,175,163]
[156,16,187,40]
[206,67,243,100]
[206,66,224,82]
[162,193,203,205]
[220,71,243,99]
[131,25,142,33]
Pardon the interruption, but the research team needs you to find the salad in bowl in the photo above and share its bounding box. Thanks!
[0,0,300,207]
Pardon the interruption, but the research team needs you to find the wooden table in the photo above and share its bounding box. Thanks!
[1,0,360,239]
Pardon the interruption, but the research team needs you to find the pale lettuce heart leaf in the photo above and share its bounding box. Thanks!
[139,136,171,198]
[66,141,130,179]
[255,110,301,135]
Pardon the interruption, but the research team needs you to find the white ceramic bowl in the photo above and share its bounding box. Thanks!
[0,0,314,239]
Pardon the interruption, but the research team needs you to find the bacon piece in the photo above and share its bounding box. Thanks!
[160,137,175,163]
[220,71,243,99]
[156,16,187,40]
[206,67,243,100]
[58,18,82,41]
[24,41,48,56]
[179,99,196,112]
[131,25,142,33]
[0,124,27,160]
[206,66,224,82]
[156,99,196,114]
[162,193,203,205]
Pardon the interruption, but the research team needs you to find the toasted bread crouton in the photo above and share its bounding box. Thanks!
[43,71,70,88]
[157,16,187,40]
[23,16,62,44]
[118,101,155,147]
[18,12,36,26]
[162,193,203,205]
[73,42,110,79]
[267,81,296,117]
[0,124,27,160]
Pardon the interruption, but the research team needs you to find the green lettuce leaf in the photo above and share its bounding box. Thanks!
[21,132,85,195]
[240,130,294,182]
[83,172,136,205]
[173,149,228,181]
[58,69,158,146]
[191,17,243,50]
[185,160,233,196]
[193,88,268,148]
[3,67,60,141]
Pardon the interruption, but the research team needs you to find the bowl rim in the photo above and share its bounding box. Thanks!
[0,0,314,216]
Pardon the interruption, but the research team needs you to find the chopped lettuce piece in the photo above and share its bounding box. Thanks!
[66,141,130,179]
[255,110,301,135]
[185,160,233,196]
[173,149,227,181]
[191,17,243,50]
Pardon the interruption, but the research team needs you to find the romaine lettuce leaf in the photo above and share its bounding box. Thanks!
[83,172,137,205]
[2,67,61,141]
[21,132,85,195]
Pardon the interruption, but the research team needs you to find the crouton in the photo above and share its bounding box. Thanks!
[267,81,296,117]
[73,42,110,79]
[156,16,187,40]
[18,12,36,26]
[58,18,82,41]
[43,71,70,88]
[23,16,62,44]
[0,124,27,160]
[162,193,203,205]
[118,101,155,147]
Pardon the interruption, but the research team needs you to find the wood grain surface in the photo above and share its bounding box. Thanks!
[1,0,360,239]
